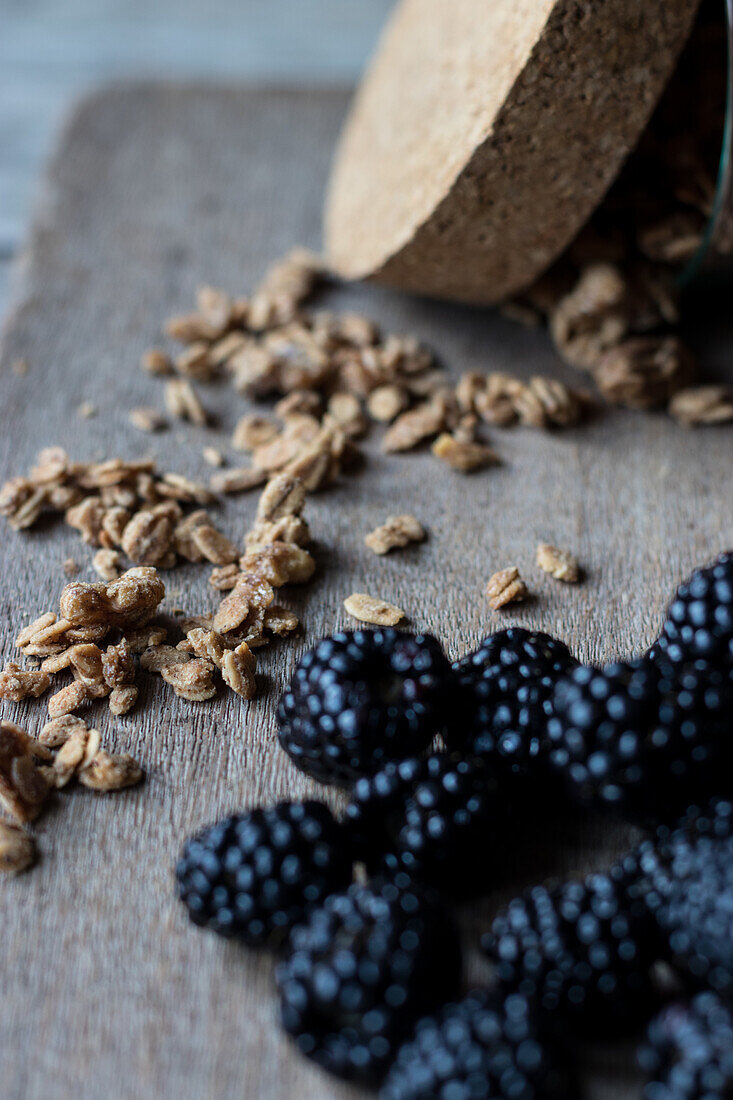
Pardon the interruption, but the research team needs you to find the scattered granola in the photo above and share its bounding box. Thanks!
[164,379,208,425]
[431,433,499,472]
[536,543,581,583]
[343,593,405,626]
[202,446,224,467]
[161,658,218,701]
[0,821,36,874]
[0,721,52,822]
[486,566,529,610]
[365,515,425,555]
[92,548,122,581]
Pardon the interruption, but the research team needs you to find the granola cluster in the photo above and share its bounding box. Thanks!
[0,448,243,576]
[487,543,581,610]
[0,714,143,875]
[136,249,593,501]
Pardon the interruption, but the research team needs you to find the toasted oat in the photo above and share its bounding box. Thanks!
[78,751,143,792]
[256,473,306,523]
[165,378,208,425]
[263,606,299,636]
[47,681,89,719]
[120,510,174,567]
[39,714,88,748]
[365,515,425,555]
[0,721,52,822]
[240,543,315,586]
[129,407,167,433]
[141,349,174,376]
[92,548,122,581]
[244,514,311,552]
[176,342,214,381]
[232,414,280,452]
[343,593,405,626]
[327,392,367,438]
[191,524,239,566]
[381,400,446,453]
[366,384,409,423]
[0,821,36,874]
[210,467,266,494]
[213,574,274,635]
[202,447,224,468]
[15,612,57,649]
[221,642,257,699]
[124,625,167,653]
[161,658,217,701]
[536,543,580,583]
[431,433,499,472]
[486,566,528,610]
[274,391,322,419]
[108,685,139,716]
[54,726,101,788]
[669,385,733,426]
[209,563,241,590]
[0,663,51,702]
[475,374,524,427]
[185,628,227,668]
[140,645,191,673]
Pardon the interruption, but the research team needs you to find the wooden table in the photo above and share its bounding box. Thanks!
[0,84,731,1100]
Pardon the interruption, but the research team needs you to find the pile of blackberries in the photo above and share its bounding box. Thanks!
[177,552,733,1097]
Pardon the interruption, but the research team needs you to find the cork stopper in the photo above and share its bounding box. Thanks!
[325,0,702,304]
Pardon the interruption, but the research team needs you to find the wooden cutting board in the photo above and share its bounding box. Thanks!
[0,84,731,1100]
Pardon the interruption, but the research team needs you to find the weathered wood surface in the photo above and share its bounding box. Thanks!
[0,85,731,1100]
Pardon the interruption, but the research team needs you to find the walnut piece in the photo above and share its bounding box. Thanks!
[536,543,580,583]
[486,566,528,610]
[343,593,405,626]
[365,515,425,555]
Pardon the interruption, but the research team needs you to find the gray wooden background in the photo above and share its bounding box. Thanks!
[0,0,393,307]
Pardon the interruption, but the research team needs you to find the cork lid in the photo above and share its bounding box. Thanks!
[325,0,702,304]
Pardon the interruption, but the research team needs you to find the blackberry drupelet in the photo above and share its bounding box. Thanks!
[175,801,351,947]
[546,658,731,816]
[276,876,461,1084]
[447,628,578,777]
[638,993,733,1100]
[632,798,733,996]
[344,753,503,898]
[381,990,576,1100]
[277,629,453,786]
[482,868,660,1035]
[652,552,733,671]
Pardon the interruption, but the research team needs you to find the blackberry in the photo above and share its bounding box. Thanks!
[546,658,731,816]
[652,552,733,671]
[276,876,461,1084]
[448,628,578,779]
[638,993,733,1100]
[482,868,660,1035]
[632,798,733,995]
[175,801,351,947]
[344,753,503,898]
[381,990,576,1100]
[277,629,453,786]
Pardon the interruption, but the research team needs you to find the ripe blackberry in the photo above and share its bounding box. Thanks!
[638,993,733,1100]
[632,798,733,996]
[653,552,733,671]
[447,628,578,778]
[276,876,461,1084]
[175,801,351,947]
[344,753,503,898]
[546,658,731,816]
[277,629,453,786]
[381,990,576,1100]
[482,868,660,1035]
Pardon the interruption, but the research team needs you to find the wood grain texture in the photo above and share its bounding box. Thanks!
[0,84,731,1100]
